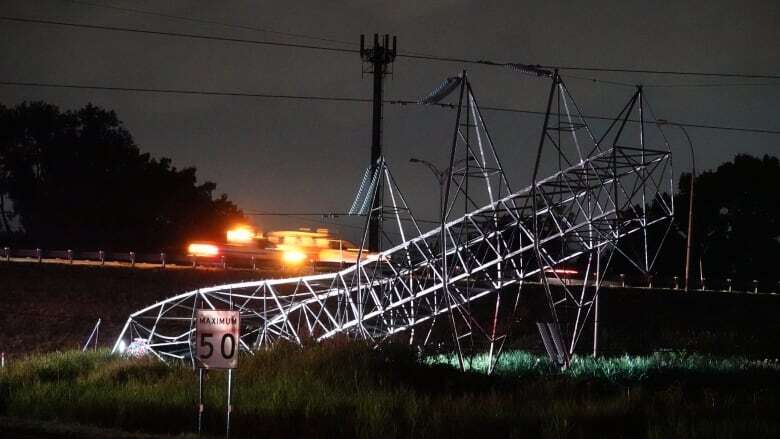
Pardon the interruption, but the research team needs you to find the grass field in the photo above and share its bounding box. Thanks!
[1,343,779,438]
[2,262,780,437]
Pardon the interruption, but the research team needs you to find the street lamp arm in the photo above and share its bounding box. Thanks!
[678,125,696,177]
[657,119,695,176]
[411,156,478,184]
[410,157,445,184]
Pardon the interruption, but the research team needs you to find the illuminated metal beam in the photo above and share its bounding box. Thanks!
[113,75,673,371]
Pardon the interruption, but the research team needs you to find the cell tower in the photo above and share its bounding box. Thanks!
[360,33,396,252]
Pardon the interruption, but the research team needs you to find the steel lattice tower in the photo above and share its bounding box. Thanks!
[113,72,674,371]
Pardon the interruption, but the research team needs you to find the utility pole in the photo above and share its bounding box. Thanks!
[360,34,396,252]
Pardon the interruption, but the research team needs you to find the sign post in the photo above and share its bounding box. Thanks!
[227,369,233,438]
[196,309,239,437]
[198,368,204,434]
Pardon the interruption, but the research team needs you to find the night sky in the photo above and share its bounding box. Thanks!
[1,0,778,241]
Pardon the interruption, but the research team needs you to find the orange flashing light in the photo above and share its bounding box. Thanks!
[188,243,219,257]
[226,225,255,244]
[282,249,307,265]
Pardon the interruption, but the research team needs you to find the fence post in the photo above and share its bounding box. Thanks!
[3,246,9,262]
[160,252,166,269]
[36,248,42,263]
[99,250,105,266]
[130,251,135,268]
[67,249,74,264]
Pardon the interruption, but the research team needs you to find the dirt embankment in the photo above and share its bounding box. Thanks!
[0,262,263,356]
[2,261,780,359]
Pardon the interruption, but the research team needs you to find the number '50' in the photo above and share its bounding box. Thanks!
[199,332,236,358]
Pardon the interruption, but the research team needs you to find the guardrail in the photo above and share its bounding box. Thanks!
[2,245,779,294]
[603,272,780,295]
[0,246,342,275]
[0,246,244,270]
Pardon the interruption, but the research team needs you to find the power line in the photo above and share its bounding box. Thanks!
[2,79,779,135]
[245,211,361,216]
[61,0,355,48]
[0,15,359,55]
[245,212,371,233]
[474,103,780,135]
[266,214,365,232]
[244,211,440,225]
[3,15,780,81]
[644,82,780,88]
[541,64,780,81]
[0,80,368,103]
[563,74,636,88]
[61,0,439,59]
[392,50,780,82]
[564,75,780,89]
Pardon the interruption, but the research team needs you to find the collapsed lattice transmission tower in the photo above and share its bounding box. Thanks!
[113,71,674,370]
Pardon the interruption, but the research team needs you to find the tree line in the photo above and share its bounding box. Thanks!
[0,101,244,251]
[616,154,779,283]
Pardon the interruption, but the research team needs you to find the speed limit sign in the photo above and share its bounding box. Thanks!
[196,310,240,369]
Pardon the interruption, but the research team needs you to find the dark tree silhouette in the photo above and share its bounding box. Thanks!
[681,154,780,282]
[614,154,780,284]
[0,101,244,251]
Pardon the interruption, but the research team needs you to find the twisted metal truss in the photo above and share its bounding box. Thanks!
[113,71,674,370]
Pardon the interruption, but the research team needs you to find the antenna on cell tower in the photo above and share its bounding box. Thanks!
[360,33,396,252]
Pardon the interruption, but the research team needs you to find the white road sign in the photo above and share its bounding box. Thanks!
[196,310,240,369]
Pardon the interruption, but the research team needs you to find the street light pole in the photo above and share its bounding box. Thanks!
[409,157,475,218]
[409,156,459,367]
[679,126,696,292]
[658,120,696,291]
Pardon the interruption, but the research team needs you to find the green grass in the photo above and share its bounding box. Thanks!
[429,350,780,381]
[1,343,780,438]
